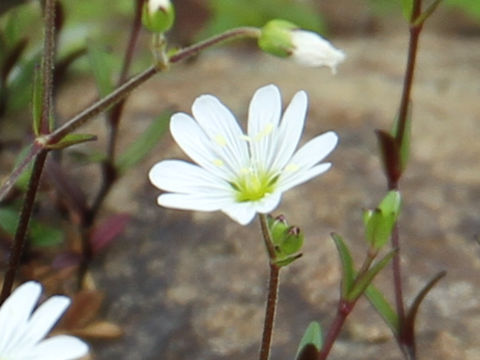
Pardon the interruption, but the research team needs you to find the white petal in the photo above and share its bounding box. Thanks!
[291,31,346,73]
[158,192,234,212]
[252,192,282,214]
[192,95,249,171]
[247,84,282,169]
[170,113,236,180]
[0,281,41,353]
[28,335,89,360]
[149,160,230,193]
[13,296,70,350]
[271,90,308,171]
[278,163,332,192]
[287,131,338,171]
[222,202,258,225]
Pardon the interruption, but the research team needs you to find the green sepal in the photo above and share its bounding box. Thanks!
[32,65,43,136]
[274,253,302,268]
[365,284,399,336]
[365,191,402,250]
[142,0,175,33]
[258,19,296,58]
[413,0,443,26]
[45,133,97,150]
[331,233,355,298]
[116,112,170,173]
[295,321,323,359]
[346,249,396,302]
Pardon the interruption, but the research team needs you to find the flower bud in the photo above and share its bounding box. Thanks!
[258,19,345,74]
[142,0,175,33]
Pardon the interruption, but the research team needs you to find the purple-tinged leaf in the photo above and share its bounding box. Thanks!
[90,213,130,254]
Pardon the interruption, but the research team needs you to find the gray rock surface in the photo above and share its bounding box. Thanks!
[58,32,480,360]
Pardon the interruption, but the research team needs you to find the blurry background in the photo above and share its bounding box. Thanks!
[1,1,479,360]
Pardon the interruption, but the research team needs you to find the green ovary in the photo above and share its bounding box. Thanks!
[231,169,279,202]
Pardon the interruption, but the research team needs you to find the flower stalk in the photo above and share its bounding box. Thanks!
[258,214,280,360]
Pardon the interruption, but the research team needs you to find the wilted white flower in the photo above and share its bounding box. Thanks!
[149,84,338,225]
[0,281,89,360]
[290,30,346,73]
[258,19,345,74]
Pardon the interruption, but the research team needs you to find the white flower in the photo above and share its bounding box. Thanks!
[148,0,171,13]
[149,84,338,225]
[0,281,89,360]
[290,30,346,73]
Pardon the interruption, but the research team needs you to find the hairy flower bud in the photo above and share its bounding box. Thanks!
[258,19,345,74]
[142,0,175,33]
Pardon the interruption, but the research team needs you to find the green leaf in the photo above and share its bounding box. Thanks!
[346,249,396,302]
[7,52,39,112]
[274,253,302,268]
[87,42,115,97]
[295,321,323,359]
[14,145,35,192]
[45,133,97,150]
[116,112,170,173]
[391,102,412,171]
[0,207,63,247]
[414,0,443,26]
[331,233,355,298]
[365,284,399,335]
[32,64,43,136]
[401,0,414,20]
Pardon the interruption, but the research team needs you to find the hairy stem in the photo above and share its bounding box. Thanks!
[259,263,280,360]
[0,0,57,300]
[0,150,48,303]
[258,214,280,360]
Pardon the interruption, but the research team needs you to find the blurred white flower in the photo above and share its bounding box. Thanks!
[149,84,338,225]
[0,281,89,360]
[290,30,346,73]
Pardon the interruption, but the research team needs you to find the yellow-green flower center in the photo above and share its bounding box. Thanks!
[231,168,279,202]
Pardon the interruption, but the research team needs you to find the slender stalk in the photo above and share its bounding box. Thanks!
[0,150,48,303]
[40,0,55,134]
[77,2,145,288]
[389,1,423,358]
[317,301,353,360]
[258,214,281,360]
[169,27,261,64]
[259,263,280,360]
[0,0,56,301]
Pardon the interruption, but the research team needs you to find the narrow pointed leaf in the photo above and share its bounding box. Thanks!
[116,112,170,173]
[404,271,446,343]
[32,64,43,136]
[391,102,412,171]
[296,344,319,360]
[45,133,97,150]
[331,233,355,298]
[414,0,443,26]
[365,284,399,335]
[87,42,114,97]
[347,249,396,302]
[295,321,323,359]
